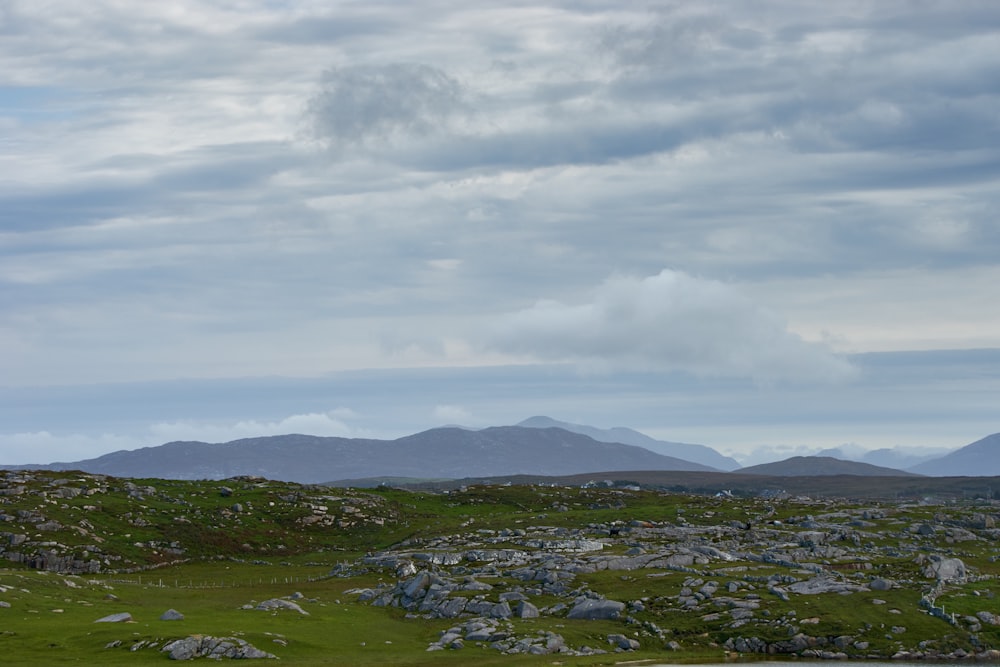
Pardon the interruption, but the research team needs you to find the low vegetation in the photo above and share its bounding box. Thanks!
[1,469,999,664]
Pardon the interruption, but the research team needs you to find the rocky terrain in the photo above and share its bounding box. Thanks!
[1,468,999,664]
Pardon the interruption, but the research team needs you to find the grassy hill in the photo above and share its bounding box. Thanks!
[2,468,999,664]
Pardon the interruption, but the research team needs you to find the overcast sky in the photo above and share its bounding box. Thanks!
[2,1,999,466]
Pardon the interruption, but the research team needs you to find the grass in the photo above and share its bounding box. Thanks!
[3,472,1000,664]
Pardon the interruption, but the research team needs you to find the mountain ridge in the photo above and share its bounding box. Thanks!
[13,426,713,483]
[516,416,739,470]
[909,433,1000,476]
[738,455,921,477]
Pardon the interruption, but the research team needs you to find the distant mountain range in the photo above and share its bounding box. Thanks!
[736,456,920,477]
[516,416,740,470]
[908,433,1000,476]
[15,426,714,483]
[5,416,998,482]
[816,445,948,470]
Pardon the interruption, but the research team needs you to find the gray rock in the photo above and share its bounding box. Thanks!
[94,612,133,623]
[607,634,640,650]
[515,600,539,618]
[256,598,309,615]
[567,599,625,620]
[498,591,526,602]
[161,635,276,660]
[490,601,512,619]
[977,611,999,625]
[870,578,893,591]
[402,572,431,599]
[923,556,966,582]
[436,597,468,618]
[159,608,184,621]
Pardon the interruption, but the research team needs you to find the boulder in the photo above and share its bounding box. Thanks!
[161,635,276,660]
[870,578,894,591]
[567,599,625,620]
[94,612,133,623]
[607,633,640,650]
[923,556,966,582]
[160,608,184,621]
[515,600,539,618]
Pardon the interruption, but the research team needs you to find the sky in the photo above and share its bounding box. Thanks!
[2,1,999,467]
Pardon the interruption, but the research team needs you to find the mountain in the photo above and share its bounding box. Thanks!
[909,433,1000,476]
[517,416,739,471]
[817,445,952,470]
[17,426,714,483]
[737,456,920,477]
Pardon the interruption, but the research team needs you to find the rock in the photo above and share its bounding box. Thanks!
[94,612,133,623]
[161,635,276,660]
[515,600,539,618]
[567,599,625,620]
[489,600,512,619]
[607,633,640,650]
[870,578,894,591]
[787,576,866,595]
[402,572,432,599]
[498,591,526,602]
[160,608,184,621]
[256,599,309,615]
[977,611,999,625]
[923,556,966,582]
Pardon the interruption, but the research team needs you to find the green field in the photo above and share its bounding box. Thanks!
[1,471,998,664]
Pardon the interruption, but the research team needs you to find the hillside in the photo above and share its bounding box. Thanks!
[737,456,919,477]
[517,416,739,470]
[910,433,1000,476]
[20,426,710,483]
[1,469,999,664]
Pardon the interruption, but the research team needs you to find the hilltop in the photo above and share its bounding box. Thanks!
[738,456,920,477]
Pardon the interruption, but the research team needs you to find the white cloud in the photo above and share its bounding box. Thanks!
[0,409,365,465]
[489,269,856,384]
[148,411,357,443]
[432,404,473,425]
[0,431,135,465]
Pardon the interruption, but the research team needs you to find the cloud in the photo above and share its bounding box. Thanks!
[0,431,135,466]
[147,411,357,443]
[432,404,473,425]
[489,269,856,383]
[306,63,469,148]
[0,409,364,465]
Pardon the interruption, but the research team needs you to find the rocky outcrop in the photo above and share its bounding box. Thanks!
[161,635,276,660]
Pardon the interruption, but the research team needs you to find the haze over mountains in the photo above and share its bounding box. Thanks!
[4,417,997,482]
[517,416,740,470]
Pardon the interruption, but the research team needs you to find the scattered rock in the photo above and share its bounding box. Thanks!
[255,599,309,615]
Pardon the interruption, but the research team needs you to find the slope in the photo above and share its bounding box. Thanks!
[17,426,711,483]
[909,433,1000,476]
[517,416,738,470]
[737,455,920,477]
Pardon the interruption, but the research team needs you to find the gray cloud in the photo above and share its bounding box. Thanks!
[307,64,469,148]
[2,1,999,459]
